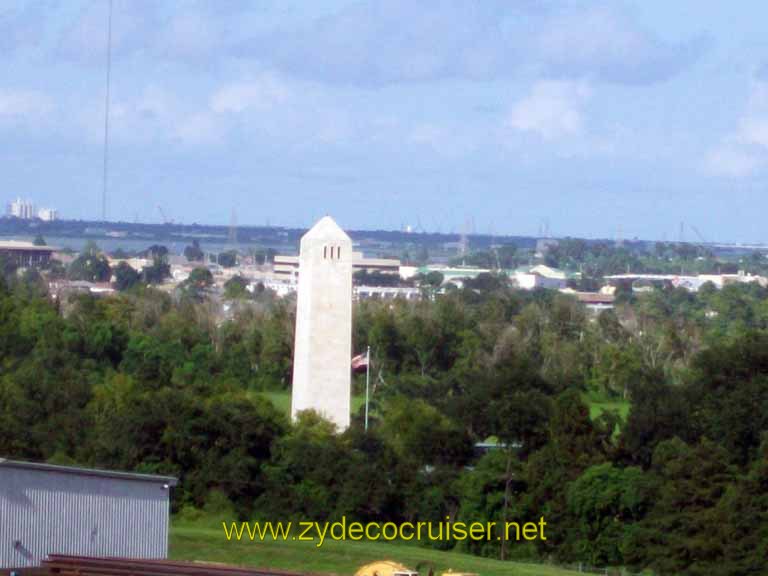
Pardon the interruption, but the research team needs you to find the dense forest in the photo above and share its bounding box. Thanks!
[1,268,767,575]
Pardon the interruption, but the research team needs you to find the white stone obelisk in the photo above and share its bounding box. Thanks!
[291,216,353,430]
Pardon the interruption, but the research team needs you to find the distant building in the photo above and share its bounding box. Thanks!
[513,264,571,290]
[108,256,151,273]
[48,280,116,300]
[355,285,422,301]
[603,271,768,292]
[274,254,401,278]
[398,265,420,280]
[417,265,493,283]
[37,207,58,221]
[5,198,58,221]
[258,278,298,297]
[256,280,423,302]
[401,263,575,291]
[0,240,55,267]
[560,288,615,312]
[0,459,176,569]
[7,198,35,219]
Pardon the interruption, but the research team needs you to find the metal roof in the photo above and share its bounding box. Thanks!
[0,240,57,252]
[0,458,178,486]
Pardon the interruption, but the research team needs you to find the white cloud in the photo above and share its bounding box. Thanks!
[59,0,158,63]
[173,112,224,146]
[233,1,707,86]
[538,7,643,65]
[210,75,290,114]
[706,81,768,177]
[156,11,222,60]
[408,123,477,157]
[69,84,204,147]
[532,5,711,84]
[0,89,52,123]
[507,81,590,141]
[706,143,764,178]
[737,117,768,149]
[410,124,445,145]
[135,85,173,119]
[122,89,224,148]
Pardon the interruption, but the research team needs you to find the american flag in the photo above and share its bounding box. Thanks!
[351,351,369,372]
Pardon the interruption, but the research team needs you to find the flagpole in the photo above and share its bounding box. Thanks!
[364,345,371,432]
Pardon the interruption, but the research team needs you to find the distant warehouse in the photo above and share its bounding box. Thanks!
[0,241,55,268]
[0,459,177,569]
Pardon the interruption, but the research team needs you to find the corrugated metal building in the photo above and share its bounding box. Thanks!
[0,459,177,569]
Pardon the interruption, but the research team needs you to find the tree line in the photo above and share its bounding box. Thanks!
[0,270,767,575]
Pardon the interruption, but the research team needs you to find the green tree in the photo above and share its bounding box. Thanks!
[145,244,169,259]
[423,271,444,288]
[178,267,214,302]
[626,438,735,575]
[258,411,352,520]
[249,248,276,265]
[184,239,204,262]
[224,275,249,299]
[566,463,649,566]
[619,373,691,468]
[403,310,441,376]
[335,426,409,523]
[141,256,170,285]
[257,305,293,388]
[68,246,111,282]
[712,437,768,574]
[218,250,238,268]
[380,396,473,468]
[114,262,140,291]
[457,449,524,558]
[685,331,768,465]
[523,390,615,561]
[459,353,555,560]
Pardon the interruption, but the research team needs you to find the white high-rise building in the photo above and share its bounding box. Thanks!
[37,207,58,221]
[291,216,353,431]
[8,198,35,219]
[6,198,58,221]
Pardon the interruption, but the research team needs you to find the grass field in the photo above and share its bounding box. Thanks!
[584,394,631,421]
[170,522,582,576]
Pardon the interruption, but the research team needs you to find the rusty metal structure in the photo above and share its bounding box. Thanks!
[1,555,318,576]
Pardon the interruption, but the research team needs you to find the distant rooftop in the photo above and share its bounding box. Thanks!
[0,458,178,485]
[0,240,57,252]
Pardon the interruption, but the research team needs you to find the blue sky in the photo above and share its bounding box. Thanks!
[1,1,767,242]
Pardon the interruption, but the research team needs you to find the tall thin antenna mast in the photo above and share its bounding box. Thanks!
[101,0,113,222]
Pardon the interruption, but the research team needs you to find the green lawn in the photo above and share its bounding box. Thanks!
[586,395,630,421]
[254,390,365,417]
[170,522,581,576]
